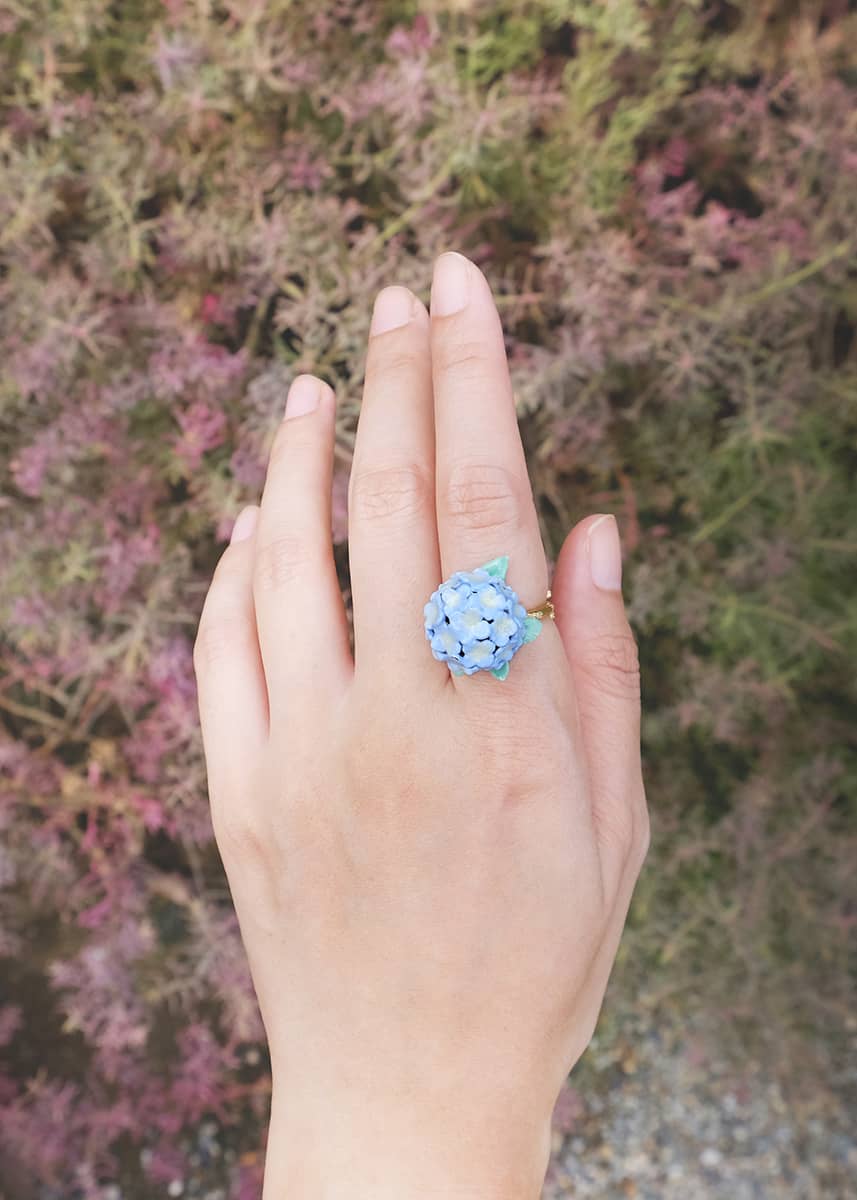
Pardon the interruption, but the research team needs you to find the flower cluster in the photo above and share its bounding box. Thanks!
[424,567,531,677]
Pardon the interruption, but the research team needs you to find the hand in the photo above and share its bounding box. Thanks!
[194,252,649,1199]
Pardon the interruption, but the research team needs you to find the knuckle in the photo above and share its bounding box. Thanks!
[576,631,641,702]
[435,337,489,380]
[350,463,431,523]
[254,532,315,593]
[460,703,569,803]
[364,343,424,389]
[194,563,244,675]
[211,802,270,868]
[194,609,236,674]
[596,785,649,873]
[443,460,525,534]
[596,801,636,861]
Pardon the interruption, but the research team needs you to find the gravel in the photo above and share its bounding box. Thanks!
[543,1009,857,1199]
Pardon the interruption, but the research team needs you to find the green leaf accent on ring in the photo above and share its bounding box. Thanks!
[480,555,509,580]
[491,662,511,680]
[522,615,543,644]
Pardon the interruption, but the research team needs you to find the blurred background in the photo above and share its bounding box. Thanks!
[1,2,855,1197]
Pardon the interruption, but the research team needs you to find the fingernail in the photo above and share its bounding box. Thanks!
[431,252,470,316]
[370,286,414,336]
[285,375,321,420]
[588,514,622,591]
[230,505,258,545]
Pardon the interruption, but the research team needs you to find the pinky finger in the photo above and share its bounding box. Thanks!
[194,506,269,802]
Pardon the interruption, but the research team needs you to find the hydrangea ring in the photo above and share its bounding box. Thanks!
[423,555,555,680]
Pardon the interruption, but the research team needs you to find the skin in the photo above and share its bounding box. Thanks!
[194,252,649,1199]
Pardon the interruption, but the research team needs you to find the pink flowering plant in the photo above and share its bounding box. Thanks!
[1,1,856,1196]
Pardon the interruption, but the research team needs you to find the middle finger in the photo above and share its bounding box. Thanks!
[348,285,443,683]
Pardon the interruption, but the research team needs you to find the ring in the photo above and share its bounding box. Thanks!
[423,554,555,680]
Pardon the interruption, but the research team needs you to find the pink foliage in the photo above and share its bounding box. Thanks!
[175,401,228,470]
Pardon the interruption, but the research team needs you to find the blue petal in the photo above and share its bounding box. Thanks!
[431,629,461,658]
[423,599,442,628]
[460,641,496,670]
[476,586,505,615]
[491,613,519,646]
[450,611,492,643]
[440,586,468,614]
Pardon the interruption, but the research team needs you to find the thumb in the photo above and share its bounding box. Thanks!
[552,514,647,891]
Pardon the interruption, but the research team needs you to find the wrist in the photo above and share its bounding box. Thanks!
[262,1083,553,1200]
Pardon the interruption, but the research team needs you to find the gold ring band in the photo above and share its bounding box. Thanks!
[526,588,555,622]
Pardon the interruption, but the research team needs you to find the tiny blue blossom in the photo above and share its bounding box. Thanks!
[423,555,541,678]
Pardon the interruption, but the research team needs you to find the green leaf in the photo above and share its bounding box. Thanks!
[522,616,543,644]
[480,555,509,580]
[491,662,510,680]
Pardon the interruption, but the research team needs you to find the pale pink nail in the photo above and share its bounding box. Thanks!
[431,252,470,316]
[285,375,321,420]
[230,506,258,545]
[588,514,622,591]
[370,286,414,336]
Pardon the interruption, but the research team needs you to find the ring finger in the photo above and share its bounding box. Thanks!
[430,253,551,663]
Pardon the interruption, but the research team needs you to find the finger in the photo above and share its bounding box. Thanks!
[348,286,444,684]
[551,514,646,898]
[194,506,268,799]
[252,376,352,722]
[430,252,549,617]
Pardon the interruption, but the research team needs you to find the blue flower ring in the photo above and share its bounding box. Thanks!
[423,554,555,680]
